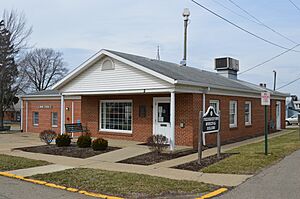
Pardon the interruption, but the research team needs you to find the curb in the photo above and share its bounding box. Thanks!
[0,171,123,199]
[195,188,228,199]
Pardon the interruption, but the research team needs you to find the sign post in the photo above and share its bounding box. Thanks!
[261,91,270,155]
[217,111,221,159]
[198,106,220,164]
[298,114,300,140]
[198,111,203,164]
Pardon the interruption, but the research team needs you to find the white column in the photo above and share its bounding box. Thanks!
[170,92,176,151]
[20,97,23,131]
[71,101,74,123]
[25,101,28,132]
[60,95,65,135]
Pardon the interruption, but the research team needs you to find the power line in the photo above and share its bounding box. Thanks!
[288,0,300,13]
[276,76,300,90]
[239,44,300,75]
[190,0,300,52]
[211,0,260,25]
[227,0,298,44]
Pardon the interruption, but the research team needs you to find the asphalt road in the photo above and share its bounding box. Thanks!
[0,176,92,199]
[216,149,300,199]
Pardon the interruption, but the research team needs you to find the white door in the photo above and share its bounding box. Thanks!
[153,97,171,141]
[276,101,281,130]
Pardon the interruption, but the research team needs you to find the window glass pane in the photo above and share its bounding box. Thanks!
[229,101,237,126]
[157,103,170,123]
[101,101,132,131]
[52,112,58,126]
[33,112,39,125]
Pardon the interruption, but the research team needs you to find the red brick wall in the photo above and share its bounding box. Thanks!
[197,94,286,147]
[22,99,81,134]
[23,94,286,148]
[81,94,195,146]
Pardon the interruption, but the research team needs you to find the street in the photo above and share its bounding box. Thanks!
[216,149,300,199]
[0,176,92,199]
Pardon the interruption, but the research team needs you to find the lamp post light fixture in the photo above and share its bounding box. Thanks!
[181,8,190,67]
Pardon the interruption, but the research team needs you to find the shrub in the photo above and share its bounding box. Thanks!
[92,138,108,151]
[56,134,71,147]
[77,135,92,148]
[39,130,57,145]
[147,134,169,154]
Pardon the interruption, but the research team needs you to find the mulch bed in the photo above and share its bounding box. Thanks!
[118,149,198,165]
[173,153,237,171]
[15,144,120,159]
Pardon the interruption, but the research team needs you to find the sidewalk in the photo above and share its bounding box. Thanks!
[0,129,295,187]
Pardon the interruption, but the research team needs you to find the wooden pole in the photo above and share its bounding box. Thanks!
[217,111,221,159]
[198,111,203,164]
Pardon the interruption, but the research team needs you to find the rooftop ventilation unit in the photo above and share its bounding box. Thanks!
[215,57,239,80]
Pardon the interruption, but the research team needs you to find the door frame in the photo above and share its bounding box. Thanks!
[276,101,281,130]
[153,97,171,136]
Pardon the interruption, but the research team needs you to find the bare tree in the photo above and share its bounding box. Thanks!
[20,48,68,91]
[0,10,32,129]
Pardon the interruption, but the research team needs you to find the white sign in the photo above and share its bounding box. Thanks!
[261,92,270,106]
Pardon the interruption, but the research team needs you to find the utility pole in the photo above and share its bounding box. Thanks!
[181,8,190,66]
[273,70,277,91]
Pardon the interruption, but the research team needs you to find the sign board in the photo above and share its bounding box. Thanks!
[202,106,220,133]
[261,92,270,106]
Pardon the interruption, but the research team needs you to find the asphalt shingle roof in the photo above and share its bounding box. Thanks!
[107,50,287,96]
[27,90,60,96]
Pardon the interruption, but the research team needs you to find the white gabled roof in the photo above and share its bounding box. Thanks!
[52,49,175,90]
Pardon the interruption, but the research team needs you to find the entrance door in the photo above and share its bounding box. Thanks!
[276,101,281,130]
[153,97,171,141]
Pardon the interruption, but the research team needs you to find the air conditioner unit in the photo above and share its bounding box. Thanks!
[215,57,239,72]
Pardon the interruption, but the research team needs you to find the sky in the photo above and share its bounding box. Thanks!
[1,0,300,96]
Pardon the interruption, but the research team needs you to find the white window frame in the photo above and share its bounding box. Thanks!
[209,100,220,113]
[33,112,39,126]
[101,58,115,71]
[99,100,133,134]
[51,112,58,128]
[245,101,252,126]
[229,101,237,128]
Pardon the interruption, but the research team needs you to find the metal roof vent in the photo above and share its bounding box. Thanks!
[215,57,239,80]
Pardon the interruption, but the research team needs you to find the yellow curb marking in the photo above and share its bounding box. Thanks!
[0,172,123,199]
[66,187,78,192]
[45,183,66,190]
[196,188,228,199]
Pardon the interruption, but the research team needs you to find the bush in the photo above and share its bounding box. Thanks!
[147,134,169,154]
[92,138,108,151]
[39,130,57,145]
[77,135,92,148]
[56,134,71,147]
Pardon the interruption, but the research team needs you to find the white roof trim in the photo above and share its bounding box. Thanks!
[52,49,175,90]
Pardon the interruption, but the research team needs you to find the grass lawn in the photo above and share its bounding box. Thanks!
[31,168,217,198]
[0,154,50,171]
[202,130,300,175]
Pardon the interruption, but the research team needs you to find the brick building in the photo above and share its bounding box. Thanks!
[21,50,287,149]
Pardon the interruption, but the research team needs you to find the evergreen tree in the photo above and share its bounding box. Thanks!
[0,20,18,129]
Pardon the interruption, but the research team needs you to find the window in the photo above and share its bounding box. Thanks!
[100,100,132,133]
[52,112,58,127]
[229,101,237,128]
[209,100,220,113]
[245,101,251,125]
[101,59,114,70]
[33,112,39,126]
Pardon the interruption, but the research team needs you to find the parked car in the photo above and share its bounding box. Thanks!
[286,114,300,125]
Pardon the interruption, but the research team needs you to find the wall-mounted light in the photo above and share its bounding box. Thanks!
[65,107,70,111]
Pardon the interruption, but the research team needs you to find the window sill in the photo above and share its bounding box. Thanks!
[99,129,132,134]
[229,125,237,129]
[52,125,58,128]
[245,123,252,127]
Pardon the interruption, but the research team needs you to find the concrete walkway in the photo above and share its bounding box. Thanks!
[8,164,74,177]
[0,129,295,187]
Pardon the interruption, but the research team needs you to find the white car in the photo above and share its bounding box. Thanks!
[286,114,300,125]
